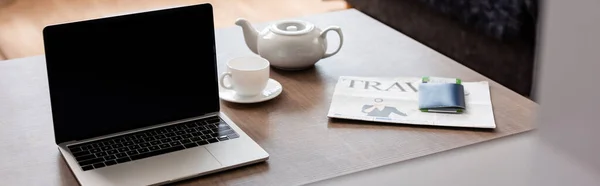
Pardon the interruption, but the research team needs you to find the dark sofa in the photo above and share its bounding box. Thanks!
[346,0,539,97]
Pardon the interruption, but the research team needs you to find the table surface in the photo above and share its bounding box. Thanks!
[0,9,536,186]
[311,130,600,186]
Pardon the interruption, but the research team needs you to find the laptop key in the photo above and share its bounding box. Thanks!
[124,136,136,141]
[155,135,166,139]
[191,132,202,137]
[180,139,192,144]
[116,157,131,163]
[165,128,176,133]
[183,142,198,148]
[107,150,118,155]
[185,128,196,133]
[175,131,186,135]
[176,125,187,131]
[172,136,182,141]
[82,165,94,171]
[104,155,116,160]
[210,133,219,138]
[79,157,104,166]
[227,133,240,139]
[159,144,171,149]
[185,122,197,128]
[138,148,150,153]
[197,140,209,146]
[105,160,117,166]
[134,134,146,139]
[217,129,235,136]
[218,124,231,130]
[165,133,176,137]
[144,137,156,142]
[195,126,207,131]
[190,137,201,141]
[89,148,101,153]
[101,146,112,151]
[93,163,105,169]
[160,138,172,143]
[73,150,91,157]
[129,145,141,149]
[126,151,139,156]
[116,153,128,158]
[115,138,127,143]
[148,146,160,151]
[112,144,124,148]
[181,134,193,139]
[170,141,181,146]
[207,138,219,143]
[150,141,161,146]
[217,136,229,141]
[123,141,134,146]
[132,139,144,144]
[75,154,96,161]
[147,131,158,136]
[118,147,129,152]
[139,143,150,148]
[95,152,107,157]
[201,130,212,135]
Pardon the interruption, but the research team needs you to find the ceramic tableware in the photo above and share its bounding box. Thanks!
[219,56,270,97]
[235,18,344,70]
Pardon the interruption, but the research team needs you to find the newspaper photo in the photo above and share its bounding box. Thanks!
[327,76,496,129]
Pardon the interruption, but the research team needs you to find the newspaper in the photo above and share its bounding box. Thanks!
[327,76,496,129]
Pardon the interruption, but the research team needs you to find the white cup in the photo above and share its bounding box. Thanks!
[220,56,270,97]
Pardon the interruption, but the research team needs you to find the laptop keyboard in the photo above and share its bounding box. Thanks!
[67,116,239,171]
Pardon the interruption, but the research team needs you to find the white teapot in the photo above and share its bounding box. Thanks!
[235,18,343,70]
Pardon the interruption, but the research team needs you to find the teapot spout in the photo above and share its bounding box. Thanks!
[235,18,259,54]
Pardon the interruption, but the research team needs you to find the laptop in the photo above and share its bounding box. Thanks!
[42,3,269,186]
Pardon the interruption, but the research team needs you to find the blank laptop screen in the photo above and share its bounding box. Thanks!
[43,4,219,144]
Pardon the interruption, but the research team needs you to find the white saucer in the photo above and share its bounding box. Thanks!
[219,79,283,103]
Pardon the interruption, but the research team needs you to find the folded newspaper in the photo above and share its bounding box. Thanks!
[327,76,496,129]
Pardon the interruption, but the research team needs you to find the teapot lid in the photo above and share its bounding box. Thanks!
[269,20,315,36]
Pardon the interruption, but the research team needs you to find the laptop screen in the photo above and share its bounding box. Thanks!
[43,4,219,144]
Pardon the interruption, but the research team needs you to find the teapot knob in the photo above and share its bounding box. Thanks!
[286,25,298,31]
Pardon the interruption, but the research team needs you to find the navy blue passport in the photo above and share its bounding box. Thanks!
[418,83,466,113]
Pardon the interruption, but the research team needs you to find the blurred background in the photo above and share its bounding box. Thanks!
[0,0,346,60]
[0,0,538,100]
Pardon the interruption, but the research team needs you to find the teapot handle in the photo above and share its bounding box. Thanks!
[320,26,344,59]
